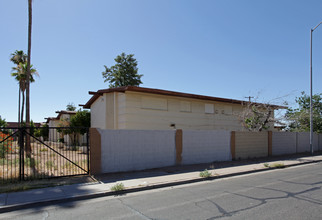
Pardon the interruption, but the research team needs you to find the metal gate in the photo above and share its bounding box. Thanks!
[0,127,89,183]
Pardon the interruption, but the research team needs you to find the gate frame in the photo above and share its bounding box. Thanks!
[0,127,90,182]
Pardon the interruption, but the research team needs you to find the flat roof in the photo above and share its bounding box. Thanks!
[81,86,286,109]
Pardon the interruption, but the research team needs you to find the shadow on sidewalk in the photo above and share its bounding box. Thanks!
[94,152,318,184]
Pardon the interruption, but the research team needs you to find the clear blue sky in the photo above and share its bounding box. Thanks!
[1,0,321,122]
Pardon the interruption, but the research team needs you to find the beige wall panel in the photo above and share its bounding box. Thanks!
[235,132,268,159]
[113,91,252,131]
[168,99,180,112]
[105,93,115,129]
[117,93,126,115]
[180,101,192,112]
[224,105,233,115]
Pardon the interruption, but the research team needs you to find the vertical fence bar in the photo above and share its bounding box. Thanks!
[19,128,24,181]
[87,129,90,174]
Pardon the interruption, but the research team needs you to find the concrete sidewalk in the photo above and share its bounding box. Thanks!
[1,154,322,213]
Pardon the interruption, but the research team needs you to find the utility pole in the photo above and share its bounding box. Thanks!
[310,21,322,155]
[245,96,254,102]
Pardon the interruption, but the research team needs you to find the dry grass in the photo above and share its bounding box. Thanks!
[0,140,88,183]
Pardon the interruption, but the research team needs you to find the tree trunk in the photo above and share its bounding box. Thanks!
[21,90,25,125]
[26,0,32,157]
[18,87,21,127]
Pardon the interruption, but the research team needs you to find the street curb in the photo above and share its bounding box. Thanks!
[0,159,321,213]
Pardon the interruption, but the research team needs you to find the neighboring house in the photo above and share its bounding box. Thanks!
[45,110,76,142]
[82,86,284,131]
[45,117,59,128]
[45,111,77,126]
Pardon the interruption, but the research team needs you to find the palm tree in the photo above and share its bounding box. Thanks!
[11,62,38,125]
[10,50,27,65]
[10,50,27,127]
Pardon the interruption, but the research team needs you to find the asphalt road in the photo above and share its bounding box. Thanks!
[2,162,322,220]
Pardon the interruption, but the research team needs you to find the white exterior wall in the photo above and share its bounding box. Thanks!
[272,132,297,155]
[100,129,176,173]
[91,94,107,129]
[182,130,231,164]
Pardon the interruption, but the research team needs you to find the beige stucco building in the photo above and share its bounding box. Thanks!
[45,110,76,127]
[45,110,76,142]
[82,86,282,131]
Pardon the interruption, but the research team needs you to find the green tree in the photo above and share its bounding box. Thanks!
[0,116,9,158]
[66,103,76,111]
[102,53,143,88]
[70,110,90,135]
[34,124,49,141]
[241,103,275,132]
[70,110,90,147]
[0,116,7,128]
[285,92,322,133]
[58,110,90,148]
[40,123,49,140]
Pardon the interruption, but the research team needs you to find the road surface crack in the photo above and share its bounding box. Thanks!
[118,198,153,220]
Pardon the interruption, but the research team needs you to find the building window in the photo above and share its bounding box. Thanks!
[180,101,191,112]
[141,96,168,110]
[205,104,214,114]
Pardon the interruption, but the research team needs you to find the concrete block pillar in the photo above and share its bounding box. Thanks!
[231,131,236,160]
[175,129,183,165]
[89,128,101,175]
[268,131,272,157]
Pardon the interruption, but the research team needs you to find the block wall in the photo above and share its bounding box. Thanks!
[100,129,176,173]
[272,132,297,156]
[182,130,231,164]
[235,132,268,159]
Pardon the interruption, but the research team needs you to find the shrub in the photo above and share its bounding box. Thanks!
[263,163,270,168]
[39,148,48,152]
[0,132,13,158]
[46,160,55,169]
[199,169,212,178]
[110,183,125,191]
[25,158,38,167]
[270,163,285,168]
[263,163,285,169]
